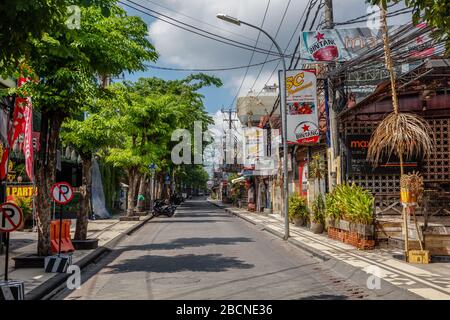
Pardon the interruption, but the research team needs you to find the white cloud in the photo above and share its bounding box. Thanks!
[132,0,412,103]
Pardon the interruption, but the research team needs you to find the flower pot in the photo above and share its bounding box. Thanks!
[293,216,305,227]
[310,221,324,234]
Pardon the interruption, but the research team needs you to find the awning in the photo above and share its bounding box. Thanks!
[231,176,246,184]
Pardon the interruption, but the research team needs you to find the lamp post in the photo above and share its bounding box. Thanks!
[217,14,289,239]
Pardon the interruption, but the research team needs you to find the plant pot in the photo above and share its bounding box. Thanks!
[310,221,324,234]
[325,218,335,229]
[356,223,374,237]
[293,216,305,227]
[339,219,350,232]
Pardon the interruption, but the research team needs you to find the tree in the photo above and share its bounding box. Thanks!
[0,0,115,76]
[104,74,221,215]
[20,1,157,255]
[61,101,123,240]
[369,0,449,50]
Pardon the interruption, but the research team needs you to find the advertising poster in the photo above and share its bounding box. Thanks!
[283,69,319,144]
[300,25,435,62]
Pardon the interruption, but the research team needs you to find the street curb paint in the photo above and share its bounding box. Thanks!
[25,214,154,300]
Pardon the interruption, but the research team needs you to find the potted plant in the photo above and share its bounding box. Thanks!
[288,193,308,227]
[310,194,325,234]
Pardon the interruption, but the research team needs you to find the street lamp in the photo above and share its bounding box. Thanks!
[217,13,290,240]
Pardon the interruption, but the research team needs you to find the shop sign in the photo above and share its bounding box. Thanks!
[284,69,319,144]
[346,134,421,174]
[6,185,38,198]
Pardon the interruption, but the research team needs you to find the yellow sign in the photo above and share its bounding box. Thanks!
[6,186,37,198]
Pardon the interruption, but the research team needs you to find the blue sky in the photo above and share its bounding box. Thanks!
[120,0,411,115]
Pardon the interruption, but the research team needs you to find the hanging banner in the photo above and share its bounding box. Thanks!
[243,127,264,166]
[283,69,320,144]
[300,25,436,62]
[23,100,34,181]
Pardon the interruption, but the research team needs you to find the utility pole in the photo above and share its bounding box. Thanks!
[324,0,339,190]
[221,108,238,165]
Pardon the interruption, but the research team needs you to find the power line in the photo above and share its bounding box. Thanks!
[144,57,281,72]
[246,0,295,97]
[228,0,271,110]
[120,0,289,58]
[139,0,272,47]
[254,0,317,99]
[293,0,323,68]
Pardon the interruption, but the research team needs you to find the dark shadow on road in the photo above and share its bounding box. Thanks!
[298,294,348,300]
[148,219,230,223]
[104,253,254,273]
[175,213,231,218]
[117,237,254,251]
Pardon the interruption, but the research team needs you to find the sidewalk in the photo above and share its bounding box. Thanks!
[209,200,450,300]
[0,215,152,298]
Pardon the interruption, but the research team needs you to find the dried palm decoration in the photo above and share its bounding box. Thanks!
[368,113,434,166]
[366,3,434,260]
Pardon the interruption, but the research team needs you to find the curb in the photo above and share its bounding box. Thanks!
[25,214,153,300]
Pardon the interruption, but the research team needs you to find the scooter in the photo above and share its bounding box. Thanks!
[153,199,176,217]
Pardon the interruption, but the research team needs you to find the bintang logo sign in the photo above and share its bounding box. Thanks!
[283,69,319,144]
[301,26,436,62]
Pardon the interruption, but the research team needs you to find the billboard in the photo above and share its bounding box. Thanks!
[283,69,319,144]
[300,25,436,62]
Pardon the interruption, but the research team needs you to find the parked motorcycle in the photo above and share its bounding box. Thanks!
[153,199,176,217]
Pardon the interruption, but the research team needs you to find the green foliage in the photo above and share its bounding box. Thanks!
[288,193,309,220]
[176,165,209,191]
[325,184,375,224]
[13,196,32,220]
[311,194,326,224]
[0,0,118,76]
[368,0,449,51]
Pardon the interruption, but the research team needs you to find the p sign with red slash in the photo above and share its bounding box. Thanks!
[51,182,74,205]
[0,202,23,233]
[51,182,74,256]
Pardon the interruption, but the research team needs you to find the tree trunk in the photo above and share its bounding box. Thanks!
[126,168,139,216]
[137,172,147,211]
[75,155,92,240]
[36,111,63,256]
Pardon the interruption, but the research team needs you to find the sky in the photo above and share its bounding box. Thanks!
[120,0,411,115]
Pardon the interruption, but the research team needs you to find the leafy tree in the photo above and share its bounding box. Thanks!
[20,1,157,255]
[0,0,115,76]
[61,99,123,240]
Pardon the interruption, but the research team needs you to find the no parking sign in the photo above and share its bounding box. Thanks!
[51,182,74,205]
[0,202,23,233]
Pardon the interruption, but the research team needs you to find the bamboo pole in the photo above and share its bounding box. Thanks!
[379,4,409,261]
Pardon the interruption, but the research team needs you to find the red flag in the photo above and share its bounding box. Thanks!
[0,146,9,180]
[10,77,28,147]
[23,99,34,181]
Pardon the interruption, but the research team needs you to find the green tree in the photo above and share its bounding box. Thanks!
[61,98,123,240]
[21,2,157,255]
[0,0,115,76]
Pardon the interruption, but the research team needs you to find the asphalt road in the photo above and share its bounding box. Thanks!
[57,198,402,300]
